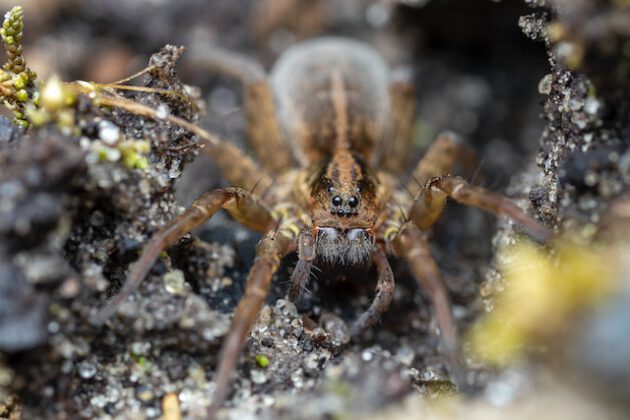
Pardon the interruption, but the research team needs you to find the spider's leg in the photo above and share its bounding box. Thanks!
[410,175,551,242]
[350,246,395,336]
[208,230,295,417]
[94,187,275,324]
[405,131,476,198]
[252,0,327,45]
[202,140,276,195]
[375,67,416,174]
[391,222,464,387]
[79,87,275,195]
[189,46,296,172]
[288,231,315,302]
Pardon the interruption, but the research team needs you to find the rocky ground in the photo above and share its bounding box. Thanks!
[1,0,629,419]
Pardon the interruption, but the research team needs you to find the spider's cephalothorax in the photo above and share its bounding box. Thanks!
[310,150,378,266]
[94,37,552,415]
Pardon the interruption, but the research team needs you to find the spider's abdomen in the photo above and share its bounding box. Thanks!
[270,37,390,164]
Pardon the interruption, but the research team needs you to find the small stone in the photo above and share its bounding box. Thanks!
[290,368,304,388]
[98,120,121,145]
[584,97,600,115]
[156,104,169,119]
[395,345,415,366]
[78,360,97,379]
[538,74,553,95]
[275,299,297,317]
[90,395,108,408]
[136,386,154,401]
[584,170,598,187]
[168,161,181,179]
[105,147,121,162]
[303,353,320,373]
[131,342,150,355]
[250,369,268,385]
[164,270,187,295]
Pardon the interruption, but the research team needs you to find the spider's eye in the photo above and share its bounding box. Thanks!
[348,196,359,208]
[327,185,335,193]
[332,195,342,207]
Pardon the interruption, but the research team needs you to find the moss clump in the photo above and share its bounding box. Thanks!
[0,6,37,127]
[120,140,151,170]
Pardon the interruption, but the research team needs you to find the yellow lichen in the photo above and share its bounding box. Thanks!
[469,239,619,364]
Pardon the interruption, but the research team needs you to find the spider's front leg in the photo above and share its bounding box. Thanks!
[391,222,464,386]
[94,187,275,323]
[406,131,477,198]
[409,175,551,242]
[209,230,295,416]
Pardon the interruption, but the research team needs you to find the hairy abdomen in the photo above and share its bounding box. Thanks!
[270,37,390,164]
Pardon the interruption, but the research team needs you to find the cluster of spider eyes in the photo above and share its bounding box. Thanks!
[327,185,360,216]
[332,195,359,207]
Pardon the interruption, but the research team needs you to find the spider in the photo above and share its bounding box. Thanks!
[94,37,550,414]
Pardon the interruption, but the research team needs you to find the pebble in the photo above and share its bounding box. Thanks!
[98,120,121,145]
[164,270,187,295]
[250,369,268,385]
[78,360,97,379]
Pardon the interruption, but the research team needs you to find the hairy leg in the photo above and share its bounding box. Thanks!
[208,231,295,416]
[406,131,476,198]
[409,175,551,242]
[350,246,395,336]
[188,46,295,173]
[94,187,275,323]
[376,68,416,174]
[391,222,463,386]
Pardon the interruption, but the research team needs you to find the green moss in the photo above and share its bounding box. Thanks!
[130,352,149,369]
[120,140,151,170]
[0,6,39,127]
[15,89,27,102]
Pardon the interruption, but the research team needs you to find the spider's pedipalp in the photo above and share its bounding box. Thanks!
[350,246,395,336]
[288,231,316,302]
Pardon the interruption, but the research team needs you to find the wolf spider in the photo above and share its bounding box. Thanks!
[95,37,550,413]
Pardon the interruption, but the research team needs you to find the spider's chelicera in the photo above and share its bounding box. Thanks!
[94,37,551,414]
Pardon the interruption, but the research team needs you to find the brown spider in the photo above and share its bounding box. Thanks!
[94,37,550,414]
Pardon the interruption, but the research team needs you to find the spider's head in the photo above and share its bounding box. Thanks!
[309,151,378,266]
